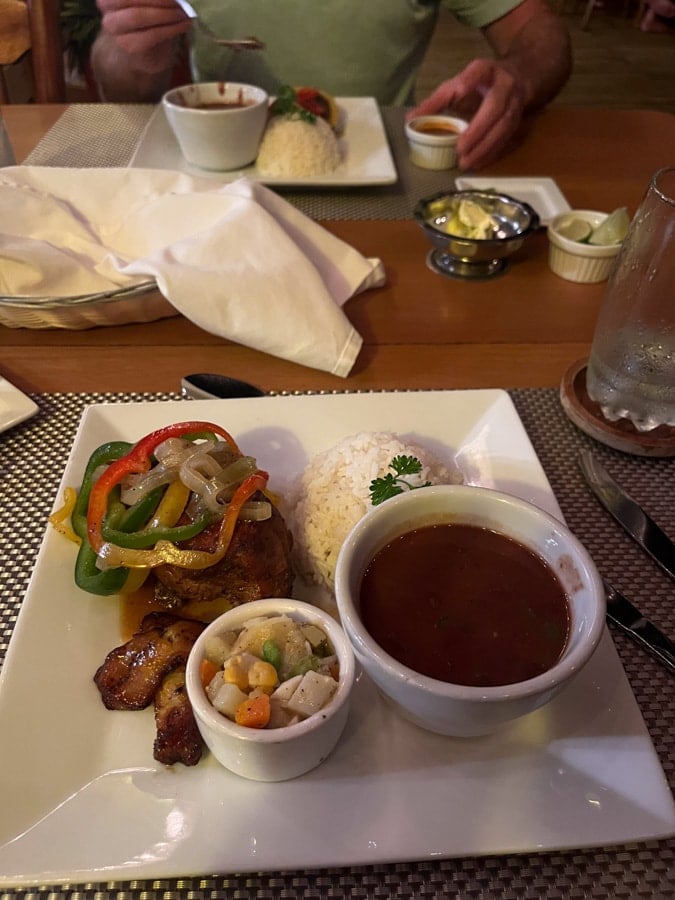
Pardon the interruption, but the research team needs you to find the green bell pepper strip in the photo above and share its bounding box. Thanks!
[72,441,163,595]
[87,421,242,557]
[100,501,212,549]
[97,469,268,570]
[74,540,129,596]
[71,441,132,540]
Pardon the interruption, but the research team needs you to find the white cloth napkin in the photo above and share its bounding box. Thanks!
[0,167,386,376]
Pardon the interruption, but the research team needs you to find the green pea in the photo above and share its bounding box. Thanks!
[262,639,282,671]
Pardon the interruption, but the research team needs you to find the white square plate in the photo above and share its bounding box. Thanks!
[129,97,398,187]
[455,176,571,225]
[0,391,673,887]
[0,376,38,433]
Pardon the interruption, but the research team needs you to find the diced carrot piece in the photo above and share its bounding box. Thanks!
[199,658,220,690]
[235,693,271,728]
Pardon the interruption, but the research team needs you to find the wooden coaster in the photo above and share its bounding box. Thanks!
[560,358,675,457]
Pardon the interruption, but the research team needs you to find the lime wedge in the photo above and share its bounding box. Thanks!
[588,207,630,246]
[457,199,495,238]
[556,217,593,243]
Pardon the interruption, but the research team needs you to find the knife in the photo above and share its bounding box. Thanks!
[603,578,675,675]
[579,450,675,582]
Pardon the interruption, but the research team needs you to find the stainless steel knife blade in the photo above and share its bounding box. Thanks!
[579,450,675,582]
[603,579,675,675]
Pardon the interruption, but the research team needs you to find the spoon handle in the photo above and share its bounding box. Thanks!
[174,0,198,19]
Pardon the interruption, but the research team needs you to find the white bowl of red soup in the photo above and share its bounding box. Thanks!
[162,82,269,170]
[334,485,605,737]
[185,598,355,781]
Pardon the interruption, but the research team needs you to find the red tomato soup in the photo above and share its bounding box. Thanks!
[359,524,570,687]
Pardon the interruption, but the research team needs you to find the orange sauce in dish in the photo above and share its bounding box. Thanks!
[413,121,460,136]
[359,524,570,687]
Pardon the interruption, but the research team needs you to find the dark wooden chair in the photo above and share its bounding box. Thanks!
[27,0,66,101]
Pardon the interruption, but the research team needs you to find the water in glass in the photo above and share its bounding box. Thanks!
[586,166,675,432]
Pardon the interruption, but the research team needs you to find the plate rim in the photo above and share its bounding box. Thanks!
[1,390,673,887]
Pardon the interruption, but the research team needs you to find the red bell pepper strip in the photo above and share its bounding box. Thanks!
[86,421,241,555]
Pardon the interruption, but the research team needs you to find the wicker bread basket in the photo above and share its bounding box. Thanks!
[0,282,177,330]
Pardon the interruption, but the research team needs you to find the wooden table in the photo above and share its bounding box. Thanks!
[2,104,674,395]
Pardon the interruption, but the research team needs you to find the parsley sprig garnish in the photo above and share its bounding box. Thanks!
[270,85,317,123]
[369,455,431,506]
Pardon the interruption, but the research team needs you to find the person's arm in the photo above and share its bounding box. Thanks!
[90,0,190,102]
[409,0,571,170]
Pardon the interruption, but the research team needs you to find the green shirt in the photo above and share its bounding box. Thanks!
[191,0,523,106]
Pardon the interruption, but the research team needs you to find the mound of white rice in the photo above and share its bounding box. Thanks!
[256,115,341,177]
[284,432,463,591]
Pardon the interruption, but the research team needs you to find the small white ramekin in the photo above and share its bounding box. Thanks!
[186,598,355,781]
[404,115,468,170]
[162,82,269,171]
[547,210,623,283]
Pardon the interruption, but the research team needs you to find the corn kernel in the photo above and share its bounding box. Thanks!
[248,660,279,694]
[222,656,249,691]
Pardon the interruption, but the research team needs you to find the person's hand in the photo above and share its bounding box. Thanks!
[96,0,190,74]
[408,58,527,171]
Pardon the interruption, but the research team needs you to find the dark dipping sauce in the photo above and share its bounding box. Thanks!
[359,524,570,687]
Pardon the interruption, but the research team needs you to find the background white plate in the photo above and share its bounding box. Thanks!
[0,377,38,433]
[129,97,398,187]
[1,391,673,887]
[455,176,571,225]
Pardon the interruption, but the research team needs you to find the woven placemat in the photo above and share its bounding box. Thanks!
[1,390,673,899]
[23,105,454,221]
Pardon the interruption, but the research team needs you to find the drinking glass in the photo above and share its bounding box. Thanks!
[0,111,16,166]
[585,166,675,432]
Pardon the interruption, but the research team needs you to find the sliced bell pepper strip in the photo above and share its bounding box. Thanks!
[101,479,213,548]
[71,440,161,595]
[74,541,130,596]
[96,470,269,570]
[86,421,241,555]
[49,487,81,544]
[117,480,191,594]
[72,441,133,540]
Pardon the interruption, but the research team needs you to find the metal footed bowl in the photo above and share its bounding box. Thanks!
[414,189,540,280]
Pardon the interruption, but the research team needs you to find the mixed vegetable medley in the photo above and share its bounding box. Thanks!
[50,421,271,596]
[200,614,340,729]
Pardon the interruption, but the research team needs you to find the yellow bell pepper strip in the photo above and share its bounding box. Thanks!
[86,421,241,556]
[49,487,81,544]
[96,470,269,570]
[117,480,191,594]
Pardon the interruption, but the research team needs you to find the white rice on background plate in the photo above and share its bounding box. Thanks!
[256,115,342,178]
[283,431,463,593]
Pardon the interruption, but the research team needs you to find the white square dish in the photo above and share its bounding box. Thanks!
[0,377,38,433]
[130,97,398,187]
[0,391,673,887]
[455,176,571,225]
